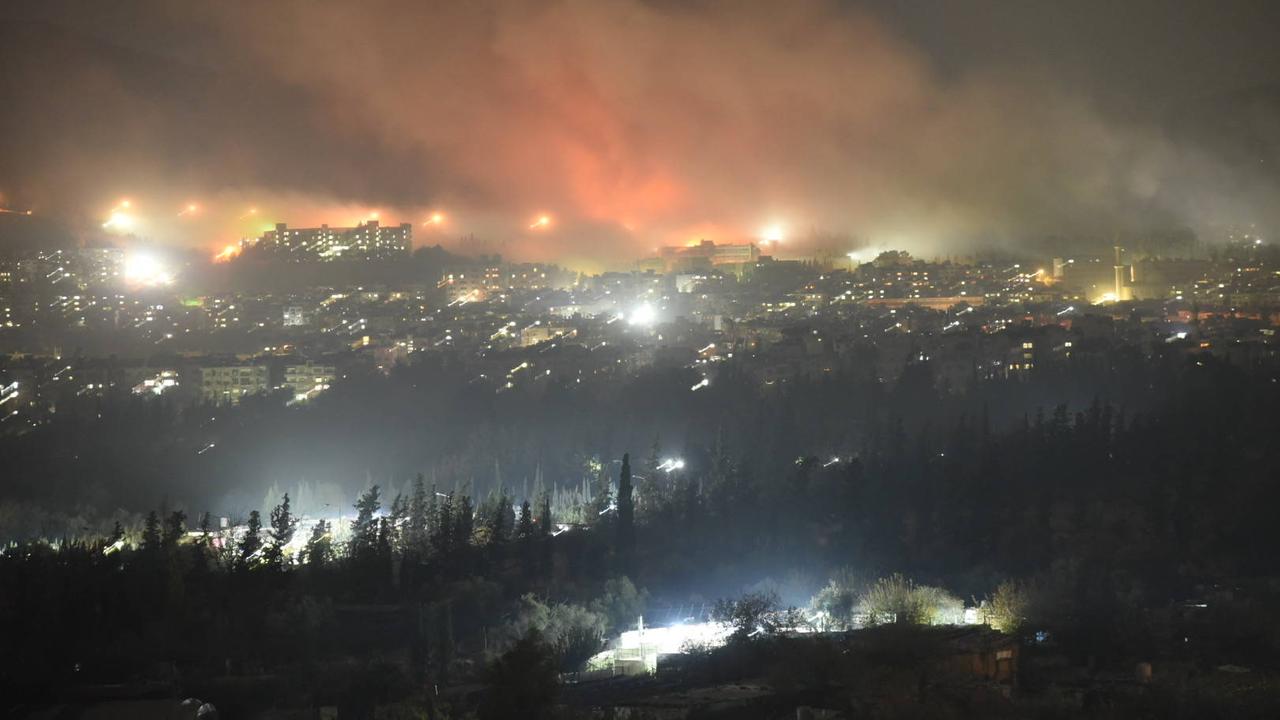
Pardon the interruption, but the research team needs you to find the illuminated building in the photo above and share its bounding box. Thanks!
[656,240,760,274]
[438,271,488,303]
[282,306,308,326]
[200,365,270,404]
[132,369,179,396]
[245,221,411,262]
[283,362,336,402]
[519,324,575,347]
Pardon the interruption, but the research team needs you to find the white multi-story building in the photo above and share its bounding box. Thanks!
[282,362,337,402]
[246,221,411,262]
[200,365,270,404]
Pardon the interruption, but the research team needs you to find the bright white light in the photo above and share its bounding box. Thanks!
[123,253,173,286]
[629,302,657,326]
[761,223,785,244]
[102,210,136,232]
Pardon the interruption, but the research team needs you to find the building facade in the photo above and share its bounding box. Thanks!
[200,365,270,404]
[244,221,411,262]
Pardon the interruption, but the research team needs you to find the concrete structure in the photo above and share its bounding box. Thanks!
[245,221,410,262]
[200,365,269,404]
[656,240,760,274]
[283,362,336,398]
[519,324,575,347]
[283,306,307,326]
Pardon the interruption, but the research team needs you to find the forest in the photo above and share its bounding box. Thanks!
[3,345,1280,716]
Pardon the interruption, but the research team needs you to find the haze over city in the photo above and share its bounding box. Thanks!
[4,0,1280,265]
[3,2,1280,719]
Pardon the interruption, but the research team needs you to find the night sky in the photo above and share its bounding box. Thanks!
[2,0,1279,264]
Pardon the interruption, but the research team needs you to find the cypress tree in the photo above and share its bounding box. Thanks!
[517,500,534,540]
[407,474,429,556]
[617,453,635,565]
[142,510,162,551]
[238,510,263,566]
[304,519,333,567]
[539,493,553,537]
[264,493,297,569]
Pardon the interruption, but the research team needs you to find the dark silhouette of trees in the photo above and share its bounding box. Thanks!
[303,519,332,567]
[263,493,296,569]
[517,500,534,540]
[478,630,558,720]
[141,510,161,552]
[616,453,635,569]
[238,510,263,566]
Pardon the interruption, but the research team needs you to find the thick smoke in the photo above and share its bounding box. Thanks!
[1,0,1276,263]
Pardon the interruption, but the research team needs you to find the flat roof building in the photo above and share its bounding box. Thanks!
[243,221,411,262]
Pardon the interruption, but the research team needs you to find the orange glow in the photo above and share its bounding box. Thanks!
[178,202,200,217]
[213,244,242,263]
[425,212,445,226]
[529,214,552,230]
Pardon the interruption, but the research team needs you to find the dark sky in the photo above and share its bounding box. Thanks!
[2,0,1278,264]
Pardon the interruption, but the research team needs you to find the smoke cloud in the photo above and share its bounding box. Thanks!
[1,0,1277,264]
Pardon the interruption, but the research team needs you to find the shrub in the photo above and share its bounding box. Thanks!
[858,574,962,626]
[981,579,1030,634]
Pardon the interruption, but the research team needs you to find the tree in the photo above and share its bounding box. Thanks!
[388,491,408,552]
[589,576,648,635]
[163,510,186,549]
[263,493,297,569]
[351,485,382,559]
[238,510,263,567]
[485,492,510,546]
[304,519,333,567]
[493,595,607,672]
[406,474,429,557]
[713,590,785,640]
[454,495,474,548]
[196,512,212,546]
[108,520,124,546]
[810,568,865,631]
[433,491,454,556]
[141,510,162,552]
[616,453,635,565]
[590,462,612,524]
[981,579,1031,634]
[479,630,559,720]
[539,493,553,537]
[638,437,664,518]
[516,500,534,540]
[858,574,963,626]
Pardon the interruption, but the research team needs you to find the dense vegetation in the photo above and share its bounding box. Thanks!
[3,340,1280,714]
